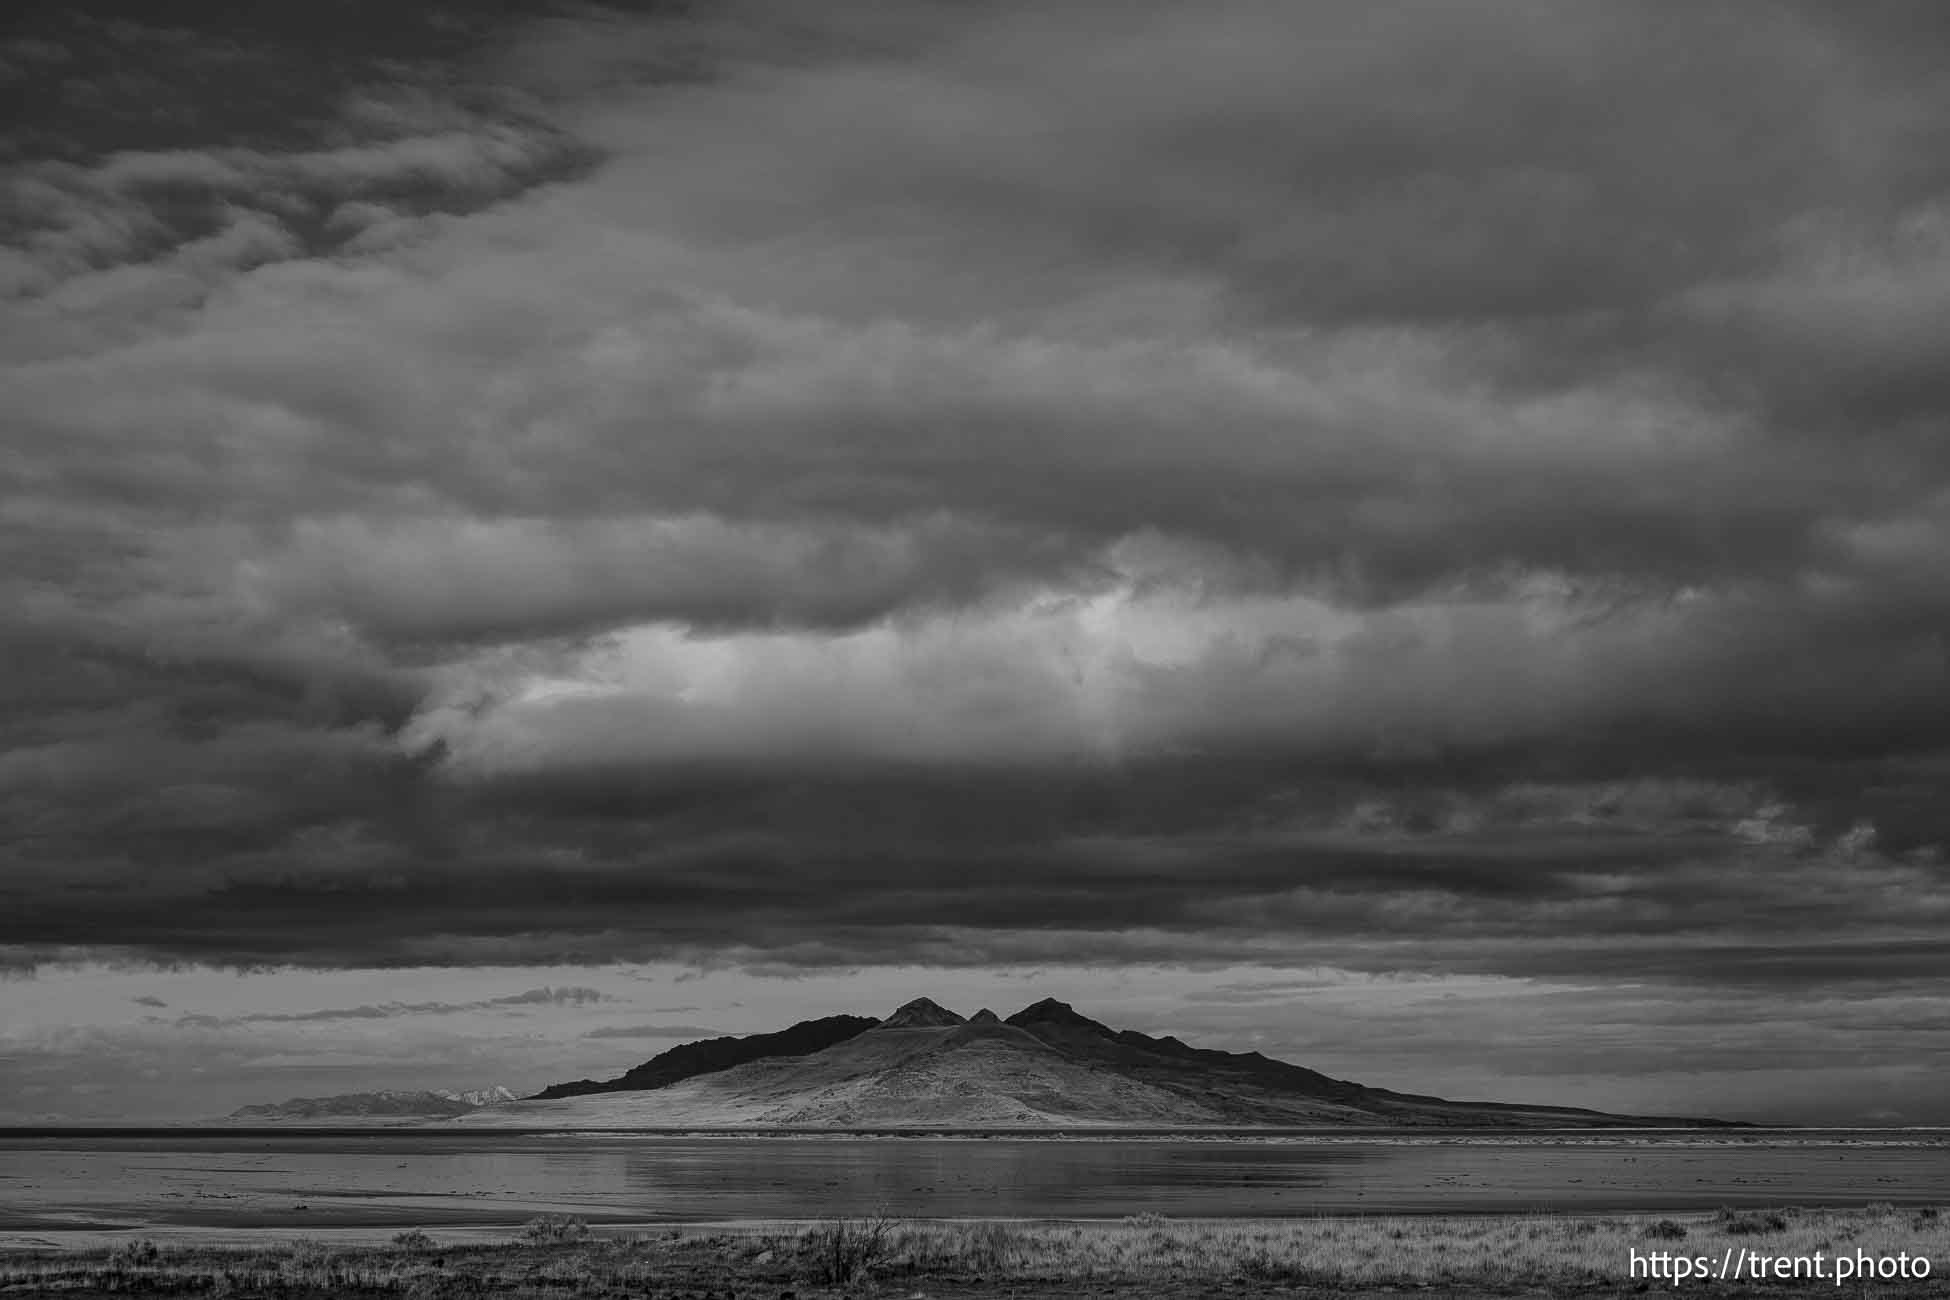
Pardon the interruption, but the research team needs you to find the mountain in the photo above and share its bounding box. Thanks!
[877,996,965,1028]
[461,998,1735,1129]
[229,1086,516,1120]
[531,1014,880,1100]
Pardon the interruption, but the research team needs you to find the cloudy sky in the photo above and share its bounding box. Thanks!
[5,0,1950,1126]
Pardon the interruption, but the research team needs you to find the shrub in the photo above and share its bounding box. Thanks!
[523,1214,592,1244]
[1642,1219,1689,1241]
[392,1229,436,1250]
[801,1216,895,1285]
[1716,1208,1789,1236]
[107,1238,162,1266]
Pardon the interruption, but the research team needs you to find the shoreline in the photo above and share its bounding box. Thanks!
[7,1202,1948,1250]
[18,1123,1950,1141]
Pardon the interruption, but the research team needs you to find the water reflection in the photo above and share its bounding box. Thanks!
[616,1141,1366,1219]
[2,1133,1945,1232]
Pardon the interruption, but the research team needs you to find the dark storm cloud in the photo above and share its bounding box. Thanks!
[7,767,1944,995]
[266,514,1104,645]
[4,0,1950,1012]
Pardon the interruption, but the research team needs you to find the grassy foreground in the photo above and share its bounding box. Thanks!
[2,1205,1945,1298]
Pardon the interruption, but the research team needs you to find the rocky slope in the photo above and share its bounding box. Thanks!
[459,998,1734,1129]
[532,1014,877,1100]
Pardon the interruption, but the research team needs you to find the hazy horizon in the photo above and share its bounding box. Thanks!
[6,0,1950,1128]
[4,967,1938,1127]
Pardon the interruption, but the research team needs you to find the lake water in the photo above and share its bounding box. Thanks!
[2,1130,1945,1238]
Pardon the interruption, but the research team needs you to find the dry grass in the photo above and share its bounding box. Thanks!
[1,1204,1944,1297]
[875,1203,1948,1289]
[3,1230,720,1300]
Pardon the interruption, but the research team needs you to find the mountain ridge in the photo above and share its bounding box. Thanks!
[532,1013,879,1100]
[478,997,1739,1130]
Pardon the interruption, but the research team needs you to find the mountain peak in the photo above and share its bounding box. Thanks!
[1005,997,1109,1031]
[969,1008,1001,1024]
[880,997,966,1028]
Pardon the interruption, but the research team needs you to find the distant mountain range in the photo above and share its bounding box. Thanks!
[455,997,1735,1129]
[229,1085,517,1120]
